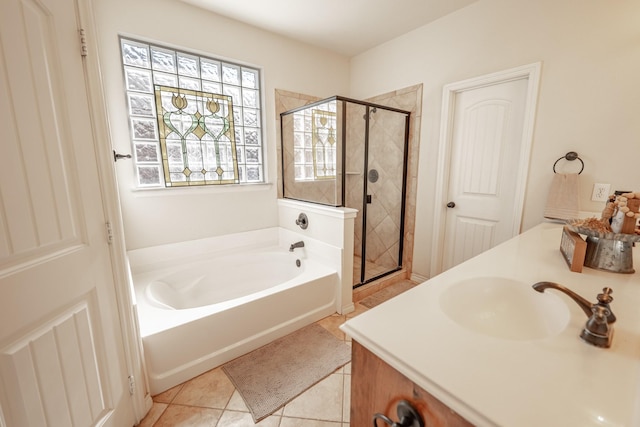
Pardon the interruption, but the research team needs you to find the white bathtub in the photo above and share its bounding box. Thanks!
[128,227,339,395]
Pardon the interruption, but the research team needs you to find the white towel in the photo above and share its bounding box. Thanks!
[544,173,580,220]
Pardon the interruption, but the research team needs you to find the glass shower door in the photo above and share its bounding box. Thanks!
[362,107,408,283]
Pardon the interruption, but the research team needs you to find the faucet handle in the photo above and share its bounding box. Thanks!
[596,287,616,324]
[597,287,613,304]
[580,305,613,348]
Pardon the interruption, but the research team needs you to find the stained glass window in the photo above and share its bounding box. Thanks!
[292,100,337,181]
[120,38,263,187]
[155,86,238,186]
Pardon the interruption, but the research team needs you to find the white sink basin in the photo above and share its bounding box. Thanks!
[439,277,570,340]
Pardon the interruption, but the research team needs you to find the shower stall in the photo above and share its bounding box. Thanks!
[280,96,410,288]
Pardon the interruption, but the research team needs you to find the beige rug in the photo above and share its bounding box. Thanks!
[359,280,417,309]
[222,323,351,422]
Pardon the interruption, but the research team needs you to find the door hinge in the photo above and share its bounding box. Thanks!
[79,28,88,57]
[105,222,114,244]
[128,375,135,395]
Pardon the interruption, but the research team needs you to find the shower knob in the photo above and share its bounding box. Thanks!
[447,202,456,208]
[295,213,309,229]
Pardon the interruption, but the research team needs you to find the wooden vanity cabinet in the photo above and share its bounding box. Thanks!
[351,340,474,426]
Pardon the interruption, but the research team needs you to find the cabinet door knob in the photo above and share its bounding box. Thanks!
[373,399,424,427]
[447,201,456,208]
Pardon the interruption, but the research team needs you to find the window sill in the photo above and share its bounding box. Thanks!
[129,182,274,197]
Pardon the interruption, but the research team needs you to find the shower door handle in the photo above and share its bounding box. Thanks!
[367,195,372,204]
[446,201,456,208]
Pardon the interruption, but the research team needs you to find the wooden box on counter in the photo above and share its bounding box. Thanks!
[560,226,587,272]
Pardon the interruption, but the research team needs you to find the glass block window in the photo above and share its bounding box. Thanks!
[120,38,263,187]
[292,100,337,181]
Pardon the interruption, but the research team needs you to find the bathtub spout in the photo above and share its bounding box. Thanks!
[289,241,305,252]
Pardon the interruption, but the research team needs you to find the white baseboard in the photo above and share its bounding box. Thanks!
[340,302,355,315]
[410,273,429,284]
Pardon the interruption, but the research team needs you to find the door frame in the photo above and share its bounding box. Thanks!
[80,0,150,422]
[430,62,542,277]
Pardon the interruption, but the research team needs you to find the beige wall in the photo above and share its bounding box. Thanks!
[93,0,350,250]
[349,0,640,278]
[94,0,638,276]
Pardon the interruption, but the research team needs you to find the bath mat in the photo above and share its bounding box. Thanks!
[222,323,351,422]
[359,280,417,309]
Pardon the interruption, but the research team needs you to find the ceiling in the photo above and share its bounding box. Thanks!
[180,0,477,56]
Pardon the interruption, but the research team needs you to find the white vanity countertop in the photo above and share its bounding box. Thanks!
[341,223,640,427]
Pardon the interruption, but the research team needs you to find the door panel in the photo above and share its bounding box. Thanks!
[0,0,134,425]
[442,78,528,271]
[445,217,497,268]
[0,0,82,267]
[1,301,106,426]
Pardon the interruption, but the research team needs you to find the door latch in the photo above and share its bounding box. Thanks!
[113,150,132,162]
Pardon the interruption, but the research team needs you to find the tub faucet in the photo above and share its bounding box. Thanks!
[289,241,305,252]
[533,281,615,348]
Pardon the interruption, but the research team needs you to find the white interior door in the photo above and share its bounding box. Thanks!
[431,64,541,277]
[439,75,533,272]
[0,0,135,425]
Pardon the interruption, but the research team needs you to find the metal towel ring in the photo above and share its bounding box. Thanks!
[553,151,584,174]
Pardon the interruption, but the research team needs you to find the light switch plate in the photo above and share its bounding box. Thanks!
[591,183,611,202]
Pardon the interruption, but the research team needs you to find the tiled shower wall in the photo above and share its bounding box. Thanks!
[280,102,342,206]
[344,103,366,259]
[275,86,422,282]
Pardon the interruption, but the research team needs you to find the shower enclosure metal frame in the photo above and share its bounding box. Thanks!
[280,96,411,288]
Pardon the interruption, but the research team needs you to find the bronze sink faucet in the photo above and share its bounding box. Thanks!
[533,282,615,348]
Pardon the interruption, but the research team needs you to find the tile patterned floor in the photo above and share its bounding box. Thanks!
[138,302,373,426]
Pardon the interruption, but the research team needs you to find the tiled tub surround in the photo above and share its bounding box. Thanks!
[129,227,340,395]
